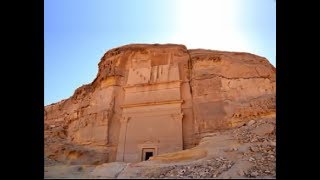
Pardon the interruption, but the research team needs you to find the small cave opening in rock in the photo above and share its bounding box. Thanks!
[145,152,153,161]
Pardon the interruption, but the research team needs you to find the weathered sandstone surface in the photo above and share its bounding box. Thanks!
[44,44,275,167]
[45,114,276,179]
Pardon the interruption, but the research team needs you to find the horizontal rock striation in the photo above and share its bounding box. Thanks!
[45,44,275,165]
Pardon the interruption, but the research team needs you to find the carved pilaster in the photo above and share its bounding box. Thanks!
[116,115,131,162]
[171,112,184,121]
[120,116,131,124]
[171,112,184,149]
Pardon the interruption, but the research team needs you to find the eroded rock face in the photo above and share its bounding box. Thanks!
[44,44,275,165]
[189,49,276,133]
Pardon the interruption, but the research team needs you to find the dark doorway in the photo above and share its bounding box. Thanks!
[145,152,153,160]
[142,148,155,161]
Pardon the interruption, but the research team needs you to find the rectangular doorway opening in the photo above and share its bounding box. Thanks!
[142,148,155,161]
[145,152,153,160]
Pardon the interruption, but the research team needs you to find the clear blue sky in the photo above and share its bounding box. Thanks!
[45,0,276,105]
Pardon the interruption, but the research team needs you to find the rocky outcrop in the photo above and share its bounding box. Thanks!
[189,49,275,133]
[44,43,275,165]
[45,114,276,179]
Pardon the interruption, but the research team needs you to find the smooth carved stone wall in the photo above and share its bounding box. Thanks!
[116,60,184,162]
[123,81,182,106]
[116,106,183,162]
[44,44,275,164]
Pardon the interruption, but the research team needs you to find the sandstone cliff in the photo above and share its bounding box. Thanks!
[45,114,276,178]
[44,44,275,165]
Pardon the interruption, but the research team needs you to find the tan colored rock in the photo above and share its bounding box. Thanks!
[149,148,207,163]
[44,165,95,179]
[247,120,256,126]
[45,43,275,165]
[45,115,276,179]
[252,123,275,136]
[90,162,127,178]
